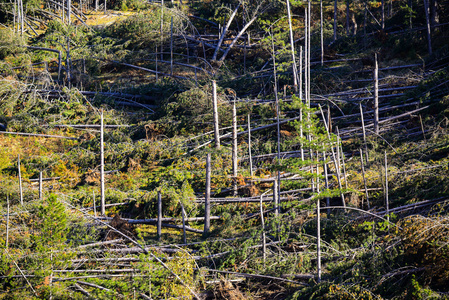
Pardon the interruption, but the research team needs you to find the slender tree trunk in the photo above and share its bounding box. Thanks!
[93,191,97,217]
[320,0,324,66]
[360,149,370,209]
[305,7,308,106]
[359,103,369,163]
[334,0,338,41]
[299,46,303,99]
[13,0,16,33]
[423,0,432,55]
[6,195,9,249]
[212,81,220,149]
[18,155,23,206]
[317,198,321,282]
[180,202,187,244]
[67,0,71,24]
[170,16,173,76]
[212,4,240,61]
[203,154,211,237]
[430,0,439,30]
[374,53,379,135]
[160,0,164,60]
[346,0,350,35]
[273,179,279,217]
[218,14,258,63]
[323,148,330,215]
[286,0,298,90]
[319,105,345,208]
[384,151,389,223]
[155,46,158,82]
[232,100,238,196]
[100,111,105,216]
[260,194,266,266]
[337,128,348,189]
[307,0,311,108]
[248,115,253,177]
[19,0,24,36]
[381,0,385,29]
[39,171,43,200]
[364,1,367,43]
[419,115,427,142]
[157,191,162,240]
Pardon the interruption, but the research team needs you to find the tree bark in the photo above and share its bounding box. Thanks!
[157,191,162,240]
[374,53,379,134]
[212,80,220,149]
[100,111,105,216]
[232,99,238,196]
[203,154,211,237]
[212,4,240,61]
[286,0,298,89]
[423,0,432,54]
[334,0,338,41]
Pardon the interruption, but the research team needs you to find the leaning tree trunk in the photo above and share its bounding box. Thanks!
[423,0,432,54]
[334,0,338,41]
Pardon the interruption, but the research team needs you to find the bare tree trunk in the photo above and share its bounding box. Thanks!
[359,103,369,163]
[157,191,162,240]
[346,0,350,35]
[374,53,379,135]
[232,99,238,196]
[67,0,71,24]
[93,191,97,217]
[317,197,321,282]
[6,195,9,249]
[39,171,43,200]
[320,0,324,66]
[299,46,303,99]
[381,0,385,29]
[307,0,311,108]
[423,0,432,55]
[19,0,24,36]
[212,81,220,149]
[333,0,338,41]
[360,149,370,209]
[260,194,266,266]
[218,14,258,63]
[180,202,187,244]
[364,1,367,43]
[170,16,173,77]
[155,46,158,82]
[286,0,298,90]
[203,154,211,237]
[13,0,16,33]
[430,0,439,29]
[248,115,253,177]
[273,179,279,218]
[319,105,345,208]
[384,151,389,223]
[419,115,427,142]
[160,0,164,61]
[100,111,105,216]
[337,128,348,189]
[18,155,23,206]
[323,148,330,215]
[212,4,240,61]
